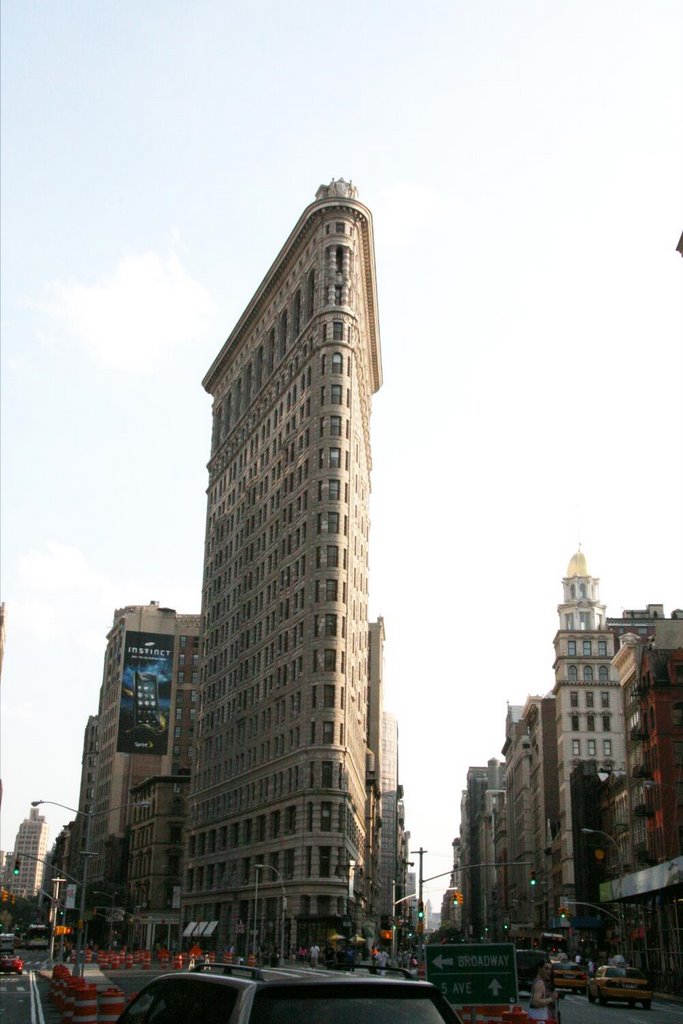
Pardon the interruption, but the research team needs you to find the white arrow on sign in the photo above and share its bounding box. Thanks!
[432,955,455,970]
[489,979,503,997]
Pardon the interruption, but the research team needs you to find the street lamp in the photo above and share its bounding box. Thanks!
[32,798,149,976]
[47,877,66,963]
[254,864,287,965]
[581,827,626,953]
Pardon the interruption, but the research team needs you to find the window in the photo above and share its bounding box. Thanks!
[324,649,336,672]
[587,715,595,731]
[285,805,296,834]
[674,741,683,766]
[598,640,608,656]
[323,684,335,708]
[329,447,341,468]
[324,614,337,636]
[328,479,340,500]
[325,579,338,601]
[332,321,344,340]
[568,640,576,655]
[673,703,683,727]
[571,715,579,731]
[572,740,581,756]
[583,640,592,656]
[583,666,594,682]
[330,384,343,404]
[565,614,574,630]
[601,691,610,708]
[271,810,281,838]
[327,545,339,567]
[603,739,612,757]
[322,721,334,744]
[321,761,333,787]
[319,847,331,877]
[585,692,594,708]
[568,666,578,682]
[602,715,611,731]
[587,740,596,756]
[327,511,340,533]
[599,666,609,681]
[321,802,332,831]
[570,692,579,708]
[331,353,343,373]
[330,415,342,436]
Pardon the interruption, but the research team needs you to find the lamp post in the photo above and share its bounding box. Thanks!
[32,798,149,976]
[47,877,66,963]
[581,827,625,953]
[255,863,287,965]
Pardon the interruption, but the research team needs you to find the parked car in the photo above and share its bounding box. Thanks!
[116,963,464,1023]
[0,954,24,975]
[587,965,653,1009]
[551,962,588,995]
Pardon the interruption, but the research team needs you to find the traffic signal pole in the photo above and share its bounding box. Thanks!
[411,847,427,963]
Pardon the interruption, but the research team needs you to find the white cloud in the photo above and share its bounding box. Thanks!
[41,248,213,371]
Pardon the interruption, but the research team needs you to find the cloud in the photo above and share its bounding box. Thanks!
[41,247,214,371]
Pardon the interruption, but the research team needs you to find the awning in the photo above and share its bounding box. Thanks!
[599,855,683,900]
[202,921,218,937]
[193,921,208,936]
[182,921,198,937]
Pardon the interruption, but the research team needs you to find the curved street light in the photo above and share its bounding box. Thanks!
[581,827,626,953]
[32,798,149,976]
[254,863,287,965]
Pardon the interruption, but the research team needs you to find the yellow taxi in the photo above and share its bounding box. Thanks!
[587,965,653,1009]
[551,961,588,994]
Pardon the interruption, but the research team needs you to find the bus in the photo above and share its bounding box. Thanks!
[24,924,50,950]
[539,932,569,958]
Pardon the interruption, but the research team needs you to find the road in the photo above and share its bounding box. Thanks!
[1,958,681,1024]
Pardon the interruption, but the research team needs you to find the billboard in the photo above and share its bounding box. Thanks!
[116,631,174,755]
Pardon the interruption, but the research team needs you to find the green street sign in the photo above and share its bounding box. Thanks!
[426,943,517,1006]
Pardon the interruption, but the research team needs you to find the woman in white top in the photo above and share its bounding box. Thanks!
[528,961,559,1021]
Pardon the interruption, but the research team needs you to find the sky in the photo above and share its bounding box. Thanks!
[1,1,681,908]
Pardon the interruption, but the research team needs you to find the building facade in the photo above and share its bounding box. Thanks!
[553,550,625,901]
[76,603,200,887]
[8,806,49,897]
[185,179,383,953]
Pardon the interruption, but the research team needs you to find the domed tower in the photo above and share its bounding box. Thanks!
[552,549,625,901]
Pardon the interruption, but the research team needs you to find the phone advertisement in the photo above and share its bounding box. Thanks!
[116,630,174,754]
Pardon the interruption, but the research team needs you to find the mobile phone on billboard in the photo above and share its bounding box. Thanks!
[134,671,160,726]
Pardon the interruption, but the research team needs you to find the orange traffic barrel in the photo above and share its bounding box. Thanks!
[97,986,125,1024]
[73,983,98,1024]
[223,950,233,964]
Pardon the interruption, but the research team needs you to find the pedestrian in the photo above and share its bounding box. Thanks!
[310,943,320,967]
[528,960,559,1021]
[377,948,389,975]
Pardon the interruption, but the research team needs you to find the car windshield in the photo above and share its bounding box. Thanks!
[252,990,455,1023]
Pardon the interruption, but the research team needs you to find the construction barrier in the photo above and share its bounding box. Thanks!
[73,983,98,1024]
[125,953,134,969]
[50,965,71,1007]
[63,977,87,1023]
[98,987,126,1024]
[207,951,216,963]
[85,949,93,964]
[157,950,169,967]
[173,954,183,970]
[223,950,233,964]
[109,954,121,970]
[142,950,152,969]
[98,953,110,970]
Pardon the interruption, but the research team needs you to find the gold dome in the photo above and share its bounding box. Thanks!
[566,549,588,577]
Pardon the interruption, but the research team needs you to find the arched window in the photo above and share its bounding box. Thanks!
[256,346,264,390]
[598,666,609,682]
[244,363,253,408]
[224,393,232,435]
[266,329,275,375]
[279,310,288,360]
[331,353,343,374]
[305,269,315,321]
[580,583,587,598]
[292,290,301,340]
[568,666,578,681]
[570,584,576,599]
[583,666,594,682]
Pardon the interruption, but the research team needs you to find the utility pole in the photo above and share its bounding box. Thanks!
[411,847,427,963]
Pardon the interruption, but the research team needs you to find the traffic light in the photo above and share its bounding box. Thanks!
[417,901,425,920]
[457,892,463,905]
[559,906,567,919]
[529,870,536,886]
[452,891,458,906]
[13,858,21,876]
[1,888,8,902]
